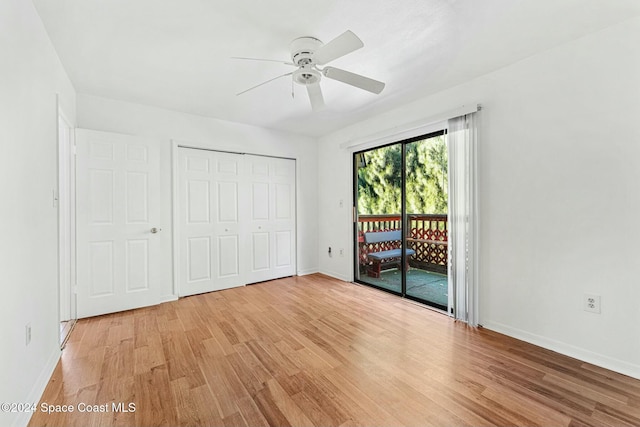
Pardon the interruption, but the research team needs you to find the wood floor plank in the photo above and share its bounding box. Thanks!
[29,274,640,427]
[221,411,246,427]
[133,335,166,376]
[592,404,640,427]
[188,383,225,426]
[252,386,295,427]
[288,389,339,427]
[234,395,270,427]
[507,347,640,401]
[319,369,403,427]
[481,384,573,427]
[198,355,244,419]
[259,378,314,427]
[132,365,178,427]
[232,342,273,388]
[170,377,201,426]
[160,330,207,388]
[225,349,267,397]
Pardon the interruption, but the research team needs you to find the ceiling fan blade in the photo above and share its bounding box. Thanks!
[313,30,364,65]
[231,57,295,66]
[306,83,325,112]
[236,72,293,96]
[322,66,385,94]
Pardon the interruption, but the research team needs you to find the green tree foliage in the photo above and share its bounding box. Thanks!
[357,136,447,215]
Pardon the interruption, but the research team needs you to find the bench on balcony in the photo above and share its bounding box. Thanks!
[364,230,416,278]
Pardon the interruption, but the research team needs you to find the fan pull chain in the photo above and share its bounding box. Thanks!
[291,79,294,99]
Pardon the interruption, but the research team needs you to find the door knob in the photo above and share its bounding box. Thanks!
[151,227,162,234]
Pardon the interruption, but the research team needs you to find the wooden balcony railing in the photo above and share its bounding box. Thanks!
[357,214,448,274]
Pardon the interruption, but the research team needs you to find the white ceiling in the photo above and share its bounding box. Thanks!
[33,0,640,137]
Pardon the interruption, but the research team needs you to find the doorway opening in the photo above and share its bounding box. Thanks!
[354,130,449,311]
[58,108,77,347]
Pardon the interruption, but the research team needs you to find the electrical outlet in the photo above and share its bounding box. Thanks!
[25,323,32,346]
[584,294,601,314]
[339,248,344,256]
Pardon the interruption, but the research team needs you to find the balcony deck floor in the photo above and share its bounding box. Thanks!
[358,268,448,307]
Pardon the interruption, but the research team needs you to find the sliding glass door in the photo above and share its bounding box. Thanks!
[354,131,449,311]
[354,143,404,294]
[404,134,448,310]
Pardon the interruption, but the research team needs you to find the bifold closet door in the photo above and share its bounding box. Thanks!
[177,148,296,296]
[177,149,246,296]
[245,155,296,284]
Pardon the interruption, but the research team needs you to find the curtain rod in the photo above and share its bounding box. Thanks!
[339,103,480,151]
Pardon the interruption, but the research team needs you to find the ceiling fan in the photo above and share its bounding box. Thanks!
[233,30,385,111]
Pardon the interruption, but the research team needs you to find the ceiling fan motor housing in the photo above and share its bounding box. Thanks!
[290,36,324,86]
[290,36,323,66]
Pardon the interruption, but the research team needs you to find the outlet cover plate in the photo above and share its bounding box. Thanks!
[584,294,601,314]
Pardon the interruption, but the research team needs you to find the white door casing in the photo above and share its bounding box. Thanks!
[76,129,163,318]
[58,113,73,322]
[176,147,296,297]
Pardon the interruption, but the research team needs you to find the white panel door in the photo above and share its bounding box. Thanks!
[177,148,246,296]
[245,155,296,284]
[211,152,246,289]
[76,129,162,318]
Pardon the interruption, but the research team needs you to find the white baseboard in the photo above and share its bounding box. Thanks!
[16,347,61,427]
[296,268,319,276]
[483,320,640,380]
[317,270,351,283]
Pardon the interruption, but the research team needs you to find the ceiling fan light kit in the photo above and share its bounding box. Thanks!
[292,67,321,85]
[235,30,385,111]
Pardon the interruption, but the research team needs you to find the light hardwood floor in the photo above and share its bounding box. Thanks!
[29,274,640,426]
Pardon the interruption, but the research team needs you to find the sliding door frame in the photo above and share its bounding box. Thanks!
[353,129,447,310]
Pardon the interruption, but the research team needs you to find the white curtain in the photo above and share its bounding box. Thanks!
[447,113,479,326]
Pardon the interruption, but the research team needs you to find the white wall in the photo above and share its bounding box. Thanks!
[76,94,319,290]
[317,17,640,378]
[0,1,77,426]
